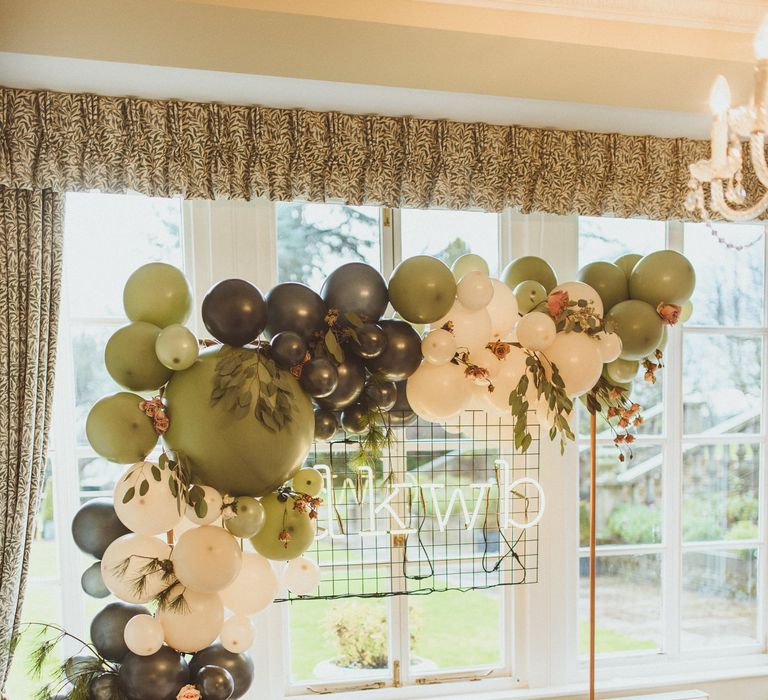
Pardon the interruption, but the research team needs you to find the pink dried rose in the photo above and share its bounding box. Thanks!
[279,529,292,547]
[547,290,569,318]
[177,686,201,700]
[656,303,682,325]
[153,412,170,435]
[139,398,162,417]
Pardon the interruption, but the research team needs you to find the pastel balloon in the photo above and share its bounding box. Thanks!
[406,362,470,420]
[421,329,457,365]
[186,485,224,526]
[389,256,457,324]
[224,497,266,539]
[220,552,279,615]
[86,392,158,464]
[551,281,604,318]
[105,322,173,392]
[250,492,317,561]
[114,462,184,536]
[485,279,519,340]
[605,358,639,384]
[543,333,603,398]
[123,614,164,657]
[292,467,324,497]
[605,300,664,361]
[431,301,491,354]
[451,253,489,281]
[629,250,696,306]
[220,616,255,654]
[680,300,693,323]
[515,312,556,351]
[614,253,643,279]
[577,261,628,313]
[597,332,623,363]
[456,271,494,310]
[123,262,192,328]
[482,346,529,415]
[469,347,501,381]
[502,256,557,292]
[513,281,548,314]
[101,534,172,604]
[158,585,224,654]
[155,324,199,371]
[283,556,322,596]
[172,526,242,593]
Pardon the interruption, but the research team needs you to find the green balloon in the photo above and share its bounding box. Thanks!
[163,346,314,497]
[658,325,669,352]
[292,467,323,497]
[613,253,643,280]
[250,492,316,561]
[86,392,158,464]
[155,324,199,371]
[123,263,192,328]
[629,250,696,306]
[105,322,173,392]
[502,256,557,292]
[578,261,628,314]
[388,256,456,324]
[605,300,663,361]
[680,300,693,323]
[224,496,266,538]
[451,254,489,281]
[513,281,548,314]
[605,358,639,384]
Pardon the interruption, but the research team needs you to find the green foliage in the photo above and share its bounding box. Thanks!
[606,504,661,545]
[40,478,54,524]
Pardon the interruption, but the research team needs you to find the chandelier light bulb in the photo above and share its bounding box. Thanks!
[709,75,731,116]
[755,14,768,59]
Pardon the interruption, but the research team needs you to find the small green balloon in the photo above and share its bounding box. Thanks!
[578,261,628,314]
[513,281,548,314]
[123,262,192,328]
[451,254,489,281]
[679,300,693,324]
[605,358,639,384]
[250,492,316,561]
[86,392,158,464]
[605,300,664,361]
[658,325,669,352]
[225,496,266,538]
[105,322,173,392]
[629,250,696,306]
[502,256,557,293]
[155,324,199,371]
[292,467,323,497]
[613,253,643,280]
[388,256,457,324]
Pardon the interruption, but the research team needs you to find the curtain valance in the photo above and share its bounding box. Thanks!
[0,86,714,218]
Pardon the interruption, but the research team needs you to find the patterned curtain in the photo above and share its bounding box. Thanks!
[0,186,63,686]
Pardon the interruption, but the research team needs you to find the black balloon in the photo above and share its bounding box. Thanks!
[90,601,148,663]
[350,323,387,359]
[189,645,254,700]
[89,672,120,700]
[316,356,366,410]
[71,499,130,560]
[265,282,327,341]
[81,562,110,599]
[341,403,369,434]
[202,279,267,347]
[364,320,422,381]
[195,665,235,700]
[364,381,397,411]
[299,358,338,398]
[387,381,417,426]
[118,648,190,700]
[321,262,388,323]
[314,409,339,441]
[270,331,307,369]
[387,409,417,427]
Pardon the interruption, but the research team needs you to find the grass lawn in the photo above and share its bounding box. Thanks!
[578,623,656,655]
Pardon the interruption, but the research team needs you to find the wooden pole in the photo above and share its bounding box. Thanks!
[589,412,597,700]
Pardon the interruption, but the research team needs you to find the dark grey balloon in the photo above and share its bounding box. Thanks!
[386,381,417,426]
[270,331,307,369]
[71,499,130,560]
[202,279,267,347]
[314,409,339,441]
[316,356,366,410]
[195,665,235,700]
[89,672,120,700]
[364,320,422,381]
[265,282,327,341]
[81,562,110,599]
[90,601,148,663]
[350,323,387,359]
[341,403,369,435]
[387,409,417,427]
[299,358,339,398]
[364,381,397,411]
[321,263,388,323]
[118,648,190,700]
[64,655,99,682]
[189,645,254,700]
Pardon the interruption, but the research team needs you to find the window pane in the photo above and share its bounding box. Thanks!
[681,548,758,650]
[683,334,761,435]
[578,217,666,267]
[400,209,499,275]
[276,202,381,290]
[684,223,764,327]
[579,553,662,656]
[682,443,760,543]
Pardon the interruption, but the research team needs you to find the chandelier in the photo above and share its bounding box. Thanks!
[687,16,768,221]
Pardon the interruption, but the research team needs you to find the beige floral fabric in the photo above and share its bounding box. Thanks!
[0,86,720,219]
[0,186,63,686]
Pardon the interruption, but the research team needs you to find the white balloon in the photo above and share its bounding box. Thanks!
[154,324,199,371]
[172,526,242,593]
[596,332,623,363]
[101,534,171,604]
[185,485,223,526]
[220,615,255,653]
[158,585,224,654]
[220,552,279,615]
[456,271,494,310]
[515,312,556,351]
[481,345,530,415]
[431,301,492,354]
[534,396,554,429]
[551,281,604,318]
[467,348,501,382]
[407,362,471,420]
[486,279,519,340]
[283,556,322,595]
[421,329,457,366]
[123,614,164,656]
[114,462,184,536]
[543,332,603,398]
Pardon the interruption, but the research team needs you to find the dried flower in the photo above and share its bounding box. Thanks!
[139,398,170,435]
[441,320,455,334]
[177,686,201,700]
[221,495,237,520]
[633,416,644,427]
[290,351,312,379]
[547,290,570,319]
[325,308,340,327]
[293,494,323,520]
[139,397,163,418]
[464,365,489,381]
[657,303,682,325]
[486,340,511,360]
[279,529,292,547]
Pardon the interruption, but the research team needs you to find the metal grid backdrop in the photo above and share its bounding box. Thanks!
[277,410,541,602]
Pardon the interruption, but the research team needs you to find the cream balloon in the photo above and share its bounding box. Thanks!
[596,332,623,363]
[220,615,255,653]
[158,585,224,654]
[155,324,199,371]
[456,271,494,310]
[485,279,519,340]
[123,614,164,656]
[421,329,457,366]
[283,556,322,596]
[220,552,279,615]
[534,396,554,429]
[185,485,224,526]
[543,333,603,398]
[467,348,501,382]
[101,534,171,604]
[172,526,242,593]
[515,312,556,351]
[406,362,471,420]
[113,462,184,536]
[431,301,492,354]
[551,281,604,318]
[481,345,529,415]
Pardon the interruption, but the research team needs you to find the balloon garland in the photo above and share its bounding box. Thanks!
[16,249,694,699]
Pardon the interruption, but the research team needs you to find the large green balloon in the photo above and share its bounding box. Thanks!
[163,347,314,497]
[105,322,173,392]
[614,253,643,280]
[250,492,316,561]
[123,263,192,328]
[86,392,158,464]
[451,254,489,281]
[629,250,696,306]
[578,262,628,314]
[513,281,547,314]
[605,300,663,361]
[502,256,557,292]
[388,256,456,324]
[605,358,639,384]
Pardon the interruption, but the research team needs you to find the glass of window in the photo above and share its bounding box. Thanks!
[578,217,666,267]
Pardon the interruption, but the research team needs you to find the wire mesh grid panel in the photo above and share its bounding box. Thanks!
[277,410,541,602]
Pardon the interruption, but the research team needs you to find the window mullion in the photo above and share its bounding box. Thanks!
[758,221,768,649]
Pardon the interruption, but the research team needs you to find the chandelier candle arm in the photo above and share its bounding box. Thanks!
[750,132,768,188]
[709,76,731,170]
[710,179,768,221]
